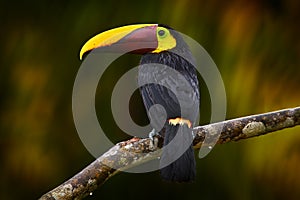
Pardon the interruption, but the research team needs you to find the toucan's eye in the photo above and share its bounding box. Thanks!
[158,29,166,37]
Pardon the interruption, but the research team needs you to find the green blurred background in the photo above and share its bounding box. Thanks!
[1,0,300,199]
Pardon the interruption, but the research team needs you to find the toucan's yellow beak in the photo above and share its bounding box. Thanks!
[80,24,158,60]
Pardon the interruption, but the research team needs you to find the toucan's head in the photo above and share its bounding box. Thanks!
[80,24,180,60]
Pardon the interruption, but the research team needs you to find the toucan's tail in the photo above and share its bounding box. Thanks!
[160,124,196,182]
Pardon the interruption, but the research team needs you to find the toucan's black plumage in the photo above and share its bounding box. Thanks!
[139,26,199,182]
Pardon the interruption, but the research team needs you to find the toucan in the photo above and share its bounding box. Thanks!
[80,24,199,182]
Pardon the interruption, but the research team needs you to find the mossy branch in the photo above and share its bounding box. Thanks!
[39,106,300,200]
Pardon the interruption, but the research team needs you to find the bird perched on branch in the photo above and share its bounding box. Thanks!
[80,24,199,182]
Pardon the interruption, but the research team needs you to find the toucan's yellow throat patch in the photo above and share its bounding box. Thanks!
[152,26,176,53]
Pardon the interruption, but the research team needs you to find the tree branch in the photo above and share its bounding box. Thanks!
[39,106,300,200]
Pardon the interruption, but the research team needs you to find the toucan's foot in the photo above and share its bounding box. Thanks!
[148,129,160,150]
[149,129,160,141]
[168,118,192,128]
[192,130,196,139]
